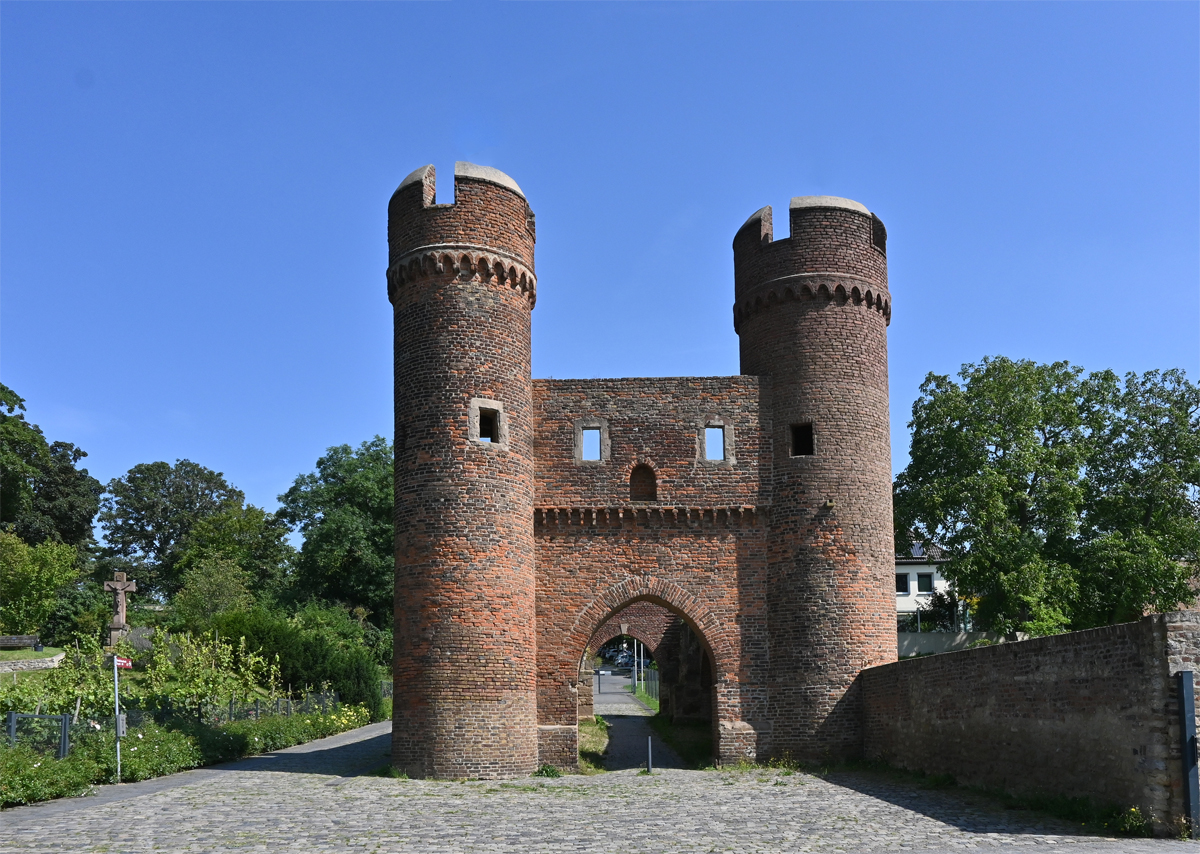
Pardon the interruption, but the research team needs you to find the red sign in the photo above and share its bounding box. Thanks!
[115,656,133,669]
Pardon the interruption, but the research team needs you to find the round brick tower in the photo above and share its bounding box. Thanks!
[387,162,538,779]
[732,196,896,760]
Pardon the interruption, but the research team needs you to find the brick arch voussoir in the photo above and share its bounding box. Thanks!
[569,578,734,682]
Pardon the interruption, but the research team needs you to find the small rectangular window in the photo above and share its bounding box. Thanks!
[790,423,814,456]
[479,409,499,442]
[705,426,725,461]
[581,428,601,461]
[895,574,910,594]
[917,573,933,594]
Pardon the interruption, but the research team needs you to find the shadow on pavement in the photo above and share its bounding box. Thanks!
[602,715,686,771]
[819,769,1111,839]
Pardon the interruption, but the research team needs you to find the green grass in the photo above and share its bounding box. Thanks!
[646,715,712,769]
[0,647,64,662]
[578,715,609,773]
[633,686,659,713]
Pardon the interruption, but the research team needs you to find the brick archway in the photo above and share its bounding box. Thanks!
[585,601,677,662]
[567,577,736,683]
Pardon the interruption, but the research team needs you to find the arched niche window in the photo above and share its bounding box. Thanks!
[630,465,657,502]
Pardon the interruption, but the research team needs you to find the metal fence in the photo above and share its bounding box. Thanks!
[643,668,659,702]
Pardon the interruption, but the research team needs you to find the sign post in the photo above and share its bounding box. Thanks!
[112,655,132,783]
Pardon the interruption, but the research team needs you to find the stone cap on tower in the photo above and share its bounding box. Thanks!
[732,193,890,330]
[387,163,537,307]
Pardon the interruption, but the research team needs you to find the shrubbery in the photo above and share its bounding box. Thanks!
[0,704,371,807]
[211,606,386,720]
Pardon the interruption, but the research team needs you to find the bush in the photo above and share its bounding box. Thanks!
[0,704,371,807]
[74,721,202,783]
[0,743,97,806]
[210,607,384,720]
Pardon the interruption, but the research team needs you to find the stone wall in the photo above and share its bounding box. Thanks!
[861,612,1200,834]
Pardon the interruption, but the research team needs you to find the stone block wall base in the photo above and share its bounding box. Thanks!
[538,724,579,771]
[718,719,764,764]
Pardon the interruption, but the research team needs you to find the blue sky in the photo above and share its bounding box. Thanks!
[3,2,1197,513]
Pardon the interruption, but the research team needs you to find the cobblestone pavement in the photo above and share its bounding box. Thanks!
[1,722,1192,853]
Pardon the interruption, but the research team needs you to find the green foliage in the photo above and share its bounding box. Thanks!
[0,635,138,717]
[98,459,244,598]
[208,606,385,720]
[173,557,255,631]
[533,763,562,778]
[0,743,97,806]
[145,629,279,714]
[277,437,394,625]
[0,531,79,634]
[1073,368,1200,627]
[174,504,296,601]
[0,705,370,807]
[74,721,203,784]
[0,384,103,554]
[40,581,111,647]
[896,358,1199,634]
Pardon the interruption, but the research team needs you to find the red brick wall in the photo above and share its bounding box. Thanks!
[862,612,1200,835]
[389,166,539,779]
[735,199,897,761]
[533,377,766,507]
[534,511,770,767]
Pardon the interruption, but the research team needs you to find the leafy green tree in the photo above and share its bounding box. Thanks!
[173,556,255,630]
[174,505,296,600]
[0,384,102,551]
[896,357,1200,635]
[277,437,393,626]
[98,460,244,598]
[895,357,1082,635]
[0,530,79,634]
[1073,369,1200,626]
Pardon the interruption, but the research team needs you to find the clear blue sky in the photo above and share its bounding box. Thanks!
[3,2,1197,513]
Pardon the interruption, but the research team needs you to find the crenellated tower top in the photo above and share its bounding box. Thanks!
[386,162,538,308]
[732,195,890,331]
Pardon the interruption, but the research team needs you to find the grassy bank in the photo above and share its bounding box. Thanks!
[578,716,609,773]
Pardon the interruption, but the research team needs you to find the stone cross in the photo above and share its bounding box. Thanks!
[104,571,137,646]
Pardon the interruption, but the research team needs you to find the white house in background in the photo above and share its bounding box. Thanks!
[895,542,950,616]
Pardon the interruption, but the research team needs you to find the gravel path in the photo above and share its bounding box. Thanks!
[1,722,1191,853]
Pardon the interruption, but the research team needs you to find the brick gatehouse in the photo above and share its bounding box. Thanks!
[387,163,895,779]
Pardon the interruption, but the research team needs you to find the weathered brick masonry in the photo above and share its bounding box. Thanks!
[389,164,896,777]
[861,612,1200,834]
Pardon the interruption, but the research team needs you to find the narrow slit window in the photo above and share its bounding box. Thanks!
[479,409,499,443]
[705,426,725,461]
[582,428,601,461]
[790,423,814,456]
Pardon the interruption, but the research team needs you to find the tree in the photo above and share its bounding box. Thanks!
[98,460,244,598]
[894,357,1083,635]
[173,556,255,630]
[174,504,296,599]
[0,530,79,635]
[277,437,393,626]
[1073,369,1200,627]
[0,384,102,551]
[895,357,1200,635]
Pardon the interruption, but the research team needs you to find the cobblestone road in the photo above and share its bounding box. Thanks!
[1,722,1191,853]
